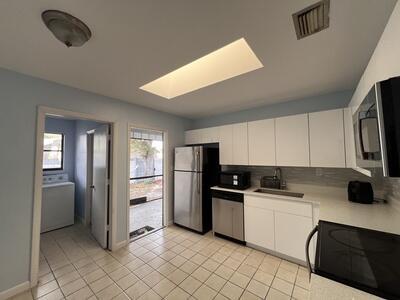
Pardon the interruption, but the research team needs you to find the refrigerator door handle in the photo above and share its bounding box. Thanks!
[196,150,201,172]
[196,150,201,194]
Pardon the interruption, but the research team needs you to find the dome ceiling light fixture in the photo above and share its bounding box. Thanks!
[42,10,92,48]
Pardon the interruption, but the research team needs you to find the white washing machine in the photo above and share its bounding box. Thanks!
[41,174,75,233]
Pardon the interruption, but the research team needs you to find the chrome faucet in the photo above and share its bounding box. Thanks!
[273,167,286,189]
[273,167,281,182]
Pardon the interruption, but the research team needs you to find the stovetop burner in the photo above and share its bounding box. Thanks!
[315,221,400,300]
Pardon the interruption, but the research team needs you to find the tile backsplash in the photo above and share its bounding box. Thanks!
[221,165,400,209]
[382,178,400,211]
[222,165,383,190]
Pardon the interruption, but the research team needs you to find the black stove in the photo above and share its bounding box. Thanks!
[314,221,400,300]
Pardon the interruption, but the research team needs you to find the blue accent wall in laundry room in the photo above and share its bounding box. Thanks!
[44,117,76,182]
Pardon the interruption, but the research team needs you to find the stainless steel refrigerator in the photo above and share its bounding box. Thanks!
[174,145,219,233]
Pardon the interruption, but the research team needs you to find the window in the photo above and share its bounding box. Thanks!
[43,133,64,170]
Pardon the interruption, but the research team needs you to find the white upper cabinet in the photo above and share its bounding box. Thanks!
[185,127,219,145]
[309,109,346,168]
[219,125,233,165]
[185,108,350,168]
[275,114,310,167]
[344,107,356,168]
[248,119,276,166]
[185,129,202,145]
[232,122,249,165]
[201,127,220,144]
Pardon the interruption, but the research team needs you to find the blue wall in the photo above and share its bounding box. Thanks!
[0,68,191,293]
[44,117,76,181]
[191,90,353,128]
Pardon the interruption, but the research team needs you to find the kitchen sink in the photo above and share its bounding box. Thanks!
[253,188,304,198]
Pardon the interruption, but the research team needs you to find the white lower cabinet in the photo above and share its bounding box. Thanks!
[274,211,313,261]
[244,205,275,250]
[244,195,315,263]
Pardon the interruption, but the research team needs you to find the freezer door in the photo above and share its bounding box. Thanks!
[174,146,203,172]
[174,171,203,231]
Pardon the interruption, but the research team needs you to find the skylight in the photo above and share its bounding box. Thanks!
[140,38,263,99]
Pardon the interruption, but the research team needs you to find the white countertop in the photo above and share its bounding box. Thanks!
[211,183,400,235]
[310,274,383,300]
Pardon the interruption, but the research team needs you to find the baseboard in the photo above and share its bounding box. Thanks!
[0,281,30,300]
[246,242,307,267]
[112,239,128,251]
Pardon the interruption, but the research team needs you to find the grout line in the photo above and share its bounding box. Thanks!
[37,224,307,300]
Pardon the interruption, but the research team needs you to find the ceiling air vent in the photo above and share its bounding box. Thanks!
[292,0,330,40]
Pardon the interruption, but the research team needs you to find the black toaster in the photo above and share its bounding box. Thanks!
[348,181,374,204]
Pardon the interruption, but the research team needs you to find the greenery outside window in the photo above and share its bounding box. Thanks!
[43,133,64,171]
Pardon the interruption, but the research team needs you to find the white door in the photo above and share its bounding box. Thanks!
[219,125,233,165]
[309,109,346,168]
[248,119,276,166]
[274,211,313,262]
[232,123,249,165]
[244,205,275,250]
[91,124,110,248]
[275,114,310,167]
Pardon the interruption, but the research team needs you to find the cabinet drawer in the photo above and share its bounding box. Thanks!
[244,195,312,217]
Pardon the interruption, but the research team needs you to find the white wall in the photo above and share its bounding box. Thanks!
[192,90,353,128]
[44,117,76,182]
[0,68,191,293]
[349,1,400,110]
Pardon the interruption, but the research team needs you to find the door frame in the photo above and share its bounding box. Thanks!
[126,123,169,241]
[84,130,95,226]
[31,106,118,287]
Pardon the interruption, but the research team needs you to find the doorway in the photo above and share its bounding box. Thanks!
[31,106,116,287]
[129,127,165,239]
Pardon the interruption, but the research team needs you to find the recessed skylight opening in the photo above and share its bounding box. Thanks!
[140,38,263,99]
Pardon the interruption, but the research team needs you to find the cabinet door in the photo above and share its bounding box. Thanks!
[185,130,195,145]
[185,129,202,145]
[232,123,248,165]
[309,109,346,168]
[275,114,310,167]
[344,108,356,168]
[219,125,233,165]
[274,212,313,262]
[248,119,276,166]
[204,127,220,143]
[244,206,275,250]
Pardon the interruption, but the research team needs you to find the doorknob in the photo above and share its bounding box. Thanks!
[90,185,95,190]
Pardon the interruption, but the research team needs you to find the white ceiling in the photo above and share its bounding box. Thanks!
[0,0,396,119]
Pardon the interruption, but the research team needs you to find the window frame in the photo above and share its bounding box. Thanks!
[43,133,65,171]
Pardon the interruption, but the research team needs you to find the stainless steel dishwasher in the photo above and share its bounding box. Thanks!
[212,190,244,243]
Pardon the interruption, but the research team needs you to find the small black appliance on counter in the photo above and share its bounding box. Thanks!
[347,181,374,204]
[219,171,250,190]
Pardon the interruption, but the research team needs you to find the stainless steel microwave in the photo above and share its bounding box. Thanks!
[353,76,400,177]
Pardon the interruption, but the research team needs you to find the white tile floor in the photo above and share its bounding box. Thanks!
[10,224,310,300]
